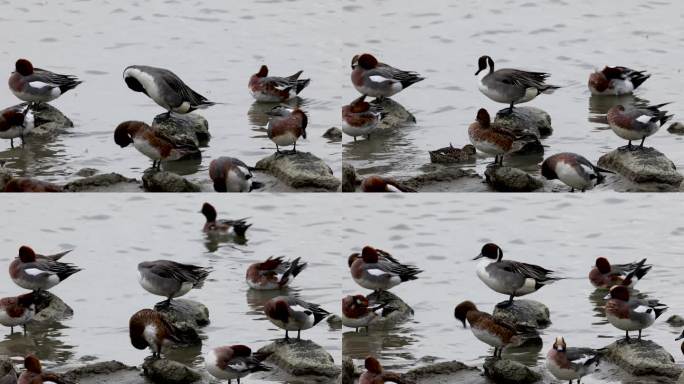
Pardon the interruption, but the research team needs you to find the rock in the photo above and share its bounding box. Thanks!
[322,127,342,141]
[372,98,416,130]
[492,300,550,329]
[507,133,544,158]
[256,152,340,191]
[152,113,210,146]
[597,147,683,191]
[341,357,357,384]
[365,290,414,328]
[0,356,16,383]
[74,168,99,177]
[667,315,684,327]
[482,358,541,384]
[15,102,74,136]
[327,314,343,328]
[342,162,357,192]
[142,169,201,192]
[3,177,63,192]
[603,339,682,378]
[402,165,484,192]
[667,122,684,135]
[0,166,11,191]
[403,361,483,384]
[429,144,477,164]
[257,339,340,378]
[64,173,139,192]
[493,107,552,138]
[32,290,74,322]
[155,299,209,344]
[142,357,202,384]
[62,361,138,384]
[485,165,543,192]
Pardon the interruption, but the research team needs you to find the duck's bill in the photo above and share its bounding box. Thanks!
[475,69,482,75]
[473,253,484,260]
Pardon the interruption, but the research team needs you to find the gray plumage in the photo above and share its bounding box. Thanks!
[138,260,212,301]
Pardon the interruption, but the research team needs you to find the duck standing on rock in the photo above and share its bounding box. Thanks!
[209,157,262,193]
[541,152,612,192]
[200,202,251,237]
[129,308,191,358]
[348,246,422,292]
[342,95,385,141]
[249,65,310,103]
[468,108,515,165]
[245,256,307,290]
[0,107,33,149]
[546,336,600,384]
[9,246,80,292]
[606,103,673,149]
[137,259,212,308]
[266,106,307,154]
[205,345,270,384]
[0,292,35,335]
[341,294,393,332]
[263,296,330,340]
[588,66,650,96]
[351,53,424,99]
[604,285,667,340]
[589,257,651,289]
[9,59,81,106]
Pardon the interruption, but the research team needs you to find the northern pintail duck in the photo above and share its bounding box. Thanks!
[541,152,612,192]
[209,157,262,193]
[0,292,35,334]
[0,107,33,148]
[114,121,198,169]
[8,59,81,105]
[589,257,651,289]
[468,108,515,165]
[263,296,330,340]
[454,300,529,358]
[341,294,393,332]
[245,256,307,290]
[9,246,79,291]
[588,66,650,96]
[249,65,310,103]
[129,308,189,357]
[138,260,212,307]
[351,53,424,99]
[3,178,63,193]
[18,355,64,384]
[342,95,385,141]
[361,175,415,193]
[200,202,251,236]
[604,285,667,340]
[205,345,270,384]
[123,65,215,116]
[473,243,561,307]
[359,357,403,384]
[606,103,672,149]
[348,246,422,292]
[475,55,559,114]
[546,337,600,384]
[266,106,307,154]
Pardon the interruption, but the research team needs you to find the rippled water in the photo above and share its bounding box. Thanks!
[341,0,684,189]
[0,195,341,383]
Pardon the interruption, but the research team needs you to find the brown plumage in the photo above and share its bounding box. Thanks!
[454,301,523,358]
[266,107,308,154]
[361,175,415,193]
[113,121,198,169]
[468,108,515,165]
[18,355,67,384]
[129,309,184,357]
[3,178,63,192]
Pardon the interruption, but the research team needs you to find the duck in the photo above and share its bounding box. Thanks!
[468,108,515,165]
[342,95,385,141]
[248,65,310,102]
[263,296,330,340]
[0,292,35,334]
[589,257,651,289]
[348,246,422,292]
[205,345,270,384]
[0,107,33,148]
[473,243,561,307]
[359,356,405,384]
[606,103,672,149]
[245,256,307,290]
[209,157,262,193]
[113,121,198,169]
[604,285,667,340]
[351,53,424,98]
[123,65,215,116]
[138,260,212,307]
[341,294,393,332]
[3,178,63,192]
[588,66,650,96]
[17,355,65,384]
[9,246,79,292]
[454,301,528,358]
[266,106,307,154]
[541,152,612,192]
[360,175,416,192]
[475,55,559,114]
[200,202,251,237]
[129,308,190,357]
[546,336,600,384]
[8,59,81,105]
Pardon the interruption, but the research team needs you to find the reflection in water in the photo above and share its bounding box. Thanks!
[245,287,297,316]
[247,98,307,129]
[0,319,75,365]
[588,94,650,126]
[342,326,417,361]
[158,155,203,176]
[203,232,248,253]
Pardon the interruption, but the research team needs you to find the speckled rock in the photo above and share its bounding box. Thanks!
[603,339,682,378]
[667,315,684,327]
[494,106,552,138]
[257,339,340,378]
[142,169,201,192]
[507,133,544,158]
[152,112,210,146]
[64,173,139,192]
[364,290,414,328]
[342,162,357,192]
[485,165,543,192]
[429,144,477,164]
[667,122,684,135]
[403,360,482,384]
[0,356,16,384]
[402,165,484,192]
[492,300,550,329]
[256,152,340,191]
[14,102,74,136]
[597,147,683,191]
[142,357,202,384]
[372,98,416,130]
[323,127,342,141]
[483,358,541,384]
[62,361,138,384]
[32,290,74,322]
[154,299,209,344]
[341,357,357,384]
[327,314,343,328]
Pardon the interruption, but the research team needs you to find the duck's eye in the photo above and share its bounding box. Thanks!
[245,174,253,180]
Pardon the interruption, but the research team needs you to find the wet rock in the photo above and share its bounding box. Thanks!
[403,361,482,384]
[62,361,138,384]
[402,165,485,192]
[492,300,550,329]
[507,133,544,158]
[485,165,543,192]
[155,299,209,344]
[372,98,416,130]
[667,122,684,135]
[152,112,210,146]
[365,290,414,328]
[483,358,541,384]
[142,169,201,192]
[341,356,358,384]
[20,102,74,136]
[597,147,683,191]
[0,356,16,384]
[429,144,476,164]
[494,107,552,138]
[342,162,357,192]
[327,314,343,328]
[322,127,342,141]
[255,152,340,191]
[74,168,99,177]
[0,166,11,191]
[142,357,202,384]
[3,177,64,192]
[603,339,681,378]
[257,339,340,378]
[32,290,74,322]
[667,315,684,327]
[64,173,139,192]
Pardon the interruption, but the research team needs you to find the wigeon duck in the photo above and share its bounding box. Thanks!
[588,66,650,96]
[348,246,422,292]
[342,95,385,141]
[360,175,415,193]
[205,345,270,384]
[541,152,612,192]
[351,54,424,99]
[454,301,528,358]
[245,256,307,290]
[606,103,673,149]
[209,157,262,193]
[9,246,79,291]
[266,106,307,154]
[263,296,330,340]
[248,65,310,103]
[3,178,63,192]
[359,357,406,384]
[129,308,189,357]
[473,243,561,307]
[200,202,251,237]
[0,292,35,334]
[475,55,559,114]
[468,108,515,165]
[138,260,212,307]
[341,294,393,332]
[0,107,33,148]
[589,257,651,289]
[114,121,199,169]
[17,355,65,384]
[604,285,667,340]
[123,65,215,116]
[546,337,600,384]
[8,59,81,105]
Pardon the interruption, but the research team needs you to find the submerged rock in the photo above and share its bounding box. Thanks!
[402,165,485,192]
[403,360,483,384]
[255,152,340,191]
[597,147,683,191]
[142,357,202,384]
[322,127,342,141]
[327,314,343,328]
[603,339,681,378]
[64,172,139,192]
[429,144,476,164]
[62,361,139,384]
[142,169,201,192]
[372,98,416,130]
[667,315,684,327]
[152,113,210,146]
[667,122,684,135]
[482,358,541,384]
[32,290,74,322]
[365,290,414,328]
[484,165,543,192]
[342,162,357,192]
[257,339,340,378]
[492,300,550,329]
[494,107,552,138]
[155,299,209,344]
